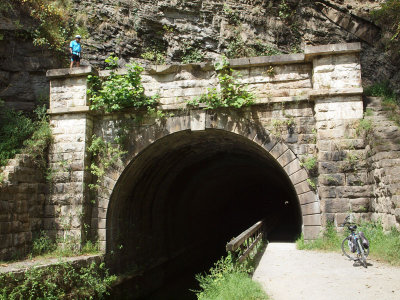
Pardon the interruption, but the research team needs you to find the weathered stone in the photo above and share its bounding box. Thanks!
[322,199,350,213]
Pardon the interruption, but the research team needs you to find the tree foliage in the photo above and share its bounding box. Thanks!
[1,0,75,52]
[371,0,400,55]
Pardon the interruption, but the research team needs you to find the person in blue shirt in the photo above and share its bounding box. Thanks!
[69,35,82,68]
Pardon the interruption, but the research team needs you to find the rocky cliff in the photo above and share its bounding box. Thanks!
[0,0,399,109]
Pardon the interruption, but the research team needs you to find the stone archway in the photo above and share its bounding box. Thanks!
[96,112,321,275]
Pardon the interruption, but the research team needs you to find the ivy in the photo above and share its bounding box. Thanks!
[87,135,126,191]
[188,56,255,109]
[88,55,159,113]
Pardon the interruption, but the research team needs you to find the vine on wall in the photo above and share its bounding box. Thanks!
[187,56,256,109]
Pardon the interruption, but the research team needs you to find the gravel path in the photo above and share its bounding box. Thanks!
[253,243,400,300]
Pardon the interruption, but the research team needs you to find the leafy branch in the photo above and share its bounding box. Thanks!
[188,56,255,109]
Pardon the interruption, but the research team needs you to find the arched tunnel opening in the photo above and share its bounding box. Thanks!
[106,129,302,299]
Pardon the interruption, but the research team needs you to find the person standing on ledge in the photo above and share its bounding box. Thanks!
[69,35,82,68]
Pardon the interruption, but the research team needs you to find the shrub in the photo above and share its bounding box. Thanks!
[195,254,268,300]
[0,104,51,168]
[371,0,400,55]
[188,57,255,109]
[364,81,398,104]
[4,0,77,53]
[0,261,116,299]
[88,55,158,113]
[141,48,166,64]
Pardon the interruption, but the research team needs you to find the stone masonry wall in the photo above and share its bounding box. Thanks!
[45,43,370,251]
[0,155,46,260]
[365,97,400,230]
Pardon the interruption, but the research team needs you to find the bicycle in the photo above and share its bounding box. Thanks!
[341,216,369,268]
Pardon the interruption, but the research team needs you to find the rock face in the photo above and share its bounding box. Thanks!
[0,0,399,110]
[0,9,63,110]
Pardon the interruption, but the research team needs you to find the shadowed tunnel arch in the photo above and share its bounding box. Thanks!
[105,129,305,297]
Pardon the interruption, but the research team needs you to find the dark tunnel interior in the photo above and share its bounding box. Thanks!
[106,129,302,299]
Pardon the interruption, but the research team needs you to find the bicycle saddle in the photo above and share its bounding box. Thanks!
[349,225,357,231]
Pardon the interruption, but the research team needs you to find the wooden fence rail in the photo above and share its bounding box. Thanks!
[226,220,265,263]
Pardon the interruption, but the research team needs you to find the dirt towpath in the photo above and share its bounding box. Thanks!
[253,243,400,300]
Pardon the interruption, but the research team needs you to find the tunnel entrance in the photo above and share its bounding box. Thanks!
[106,129,302,299]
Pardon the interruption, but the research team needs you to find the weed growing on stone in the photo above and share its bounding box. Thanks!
[297,222,342,252]
[188,57,255,109]
[356,118,372,136]
[88,55,159,113]
[0,261,116,299]
[141,48,166,64]
[87,135,127,191]
[181,42,204,64]
[300,155,318,176]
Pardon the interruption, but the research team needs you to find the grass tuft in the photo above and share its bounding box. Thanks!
[195,253,269,300]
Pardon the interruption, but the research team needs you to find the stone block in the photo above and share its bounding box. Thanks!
[301,201,321,215]
[303,225,322,240]
[318,173,345,186]
[298,191,318,205]
[336,186,372,199]
[322,198,350,213]
[318,186,337,198]
[350,198,370,213]
[284,159,302,176]
[269,142,288,159]
[190,110,206,131]
[303,215,321,226]
[294,180,312,195]
[277,149,296,168]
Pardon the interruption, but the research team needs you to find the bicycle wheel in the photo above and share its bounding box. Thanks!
[357,239,368,268]
[341,236,357,260]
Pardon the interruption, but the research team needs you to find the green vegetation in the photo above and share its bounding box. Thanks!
[364,81,398,104]
[0,261,116,300]
[181,42,204,64]
[297,221,400,266]
[141,48,166,64]
[297,222,342,252]
[371,0,400,55]
[364,81,400,126]
[88,55,159,113]
[188,56,255,109]
[0,104,51,168]
[300,155,318,176]
[194,254,269,300]
[87,135,126,191]
[225,33,282,59]
[28,230,99,259]
[1,1,78,52]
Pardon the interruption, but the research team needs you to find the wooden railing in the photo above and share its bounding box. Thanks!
[226,220,265,263]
